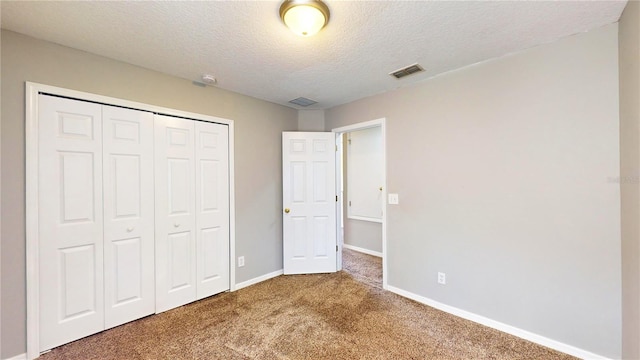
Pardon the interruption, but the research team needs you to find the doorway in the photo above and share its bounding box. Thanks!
[333,118,387,289]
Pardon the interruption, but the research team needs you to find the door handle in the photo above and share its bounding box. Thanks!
[126,227,134,232]
[284,208,290,214]
[174,223,180,227]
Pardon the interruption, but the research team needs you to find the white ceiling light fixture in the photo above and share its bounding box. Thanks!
[279,0,330,37]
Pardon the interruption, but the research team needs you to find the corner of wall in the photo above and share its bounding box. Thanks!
[297,109,325,131]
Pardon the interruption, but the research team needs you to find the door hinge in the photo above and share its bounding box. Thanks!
[349,200,351,206]
[336,245,339,252]
[335,145,338,151]
[336,195,338,202]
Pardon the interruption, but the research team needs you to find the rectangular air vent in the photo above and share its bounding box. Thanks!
[289,97,318,107]
[389,63,425,79]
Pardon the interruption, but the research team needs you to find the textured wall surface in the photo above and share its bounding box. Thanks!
[0,30,297,359]
[326,24,621,358]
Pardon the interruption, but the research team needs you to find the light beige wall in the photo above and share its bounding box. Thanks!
[619,1,640,359]
[326,24,621,357]
[0,30,297,359]
[297,109,325,131]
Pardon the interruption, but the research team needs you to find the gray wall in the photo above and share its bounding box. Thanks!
[0,30,297,359]
[343,219,382,254]
[326,24,622,358]
[619,1,640,359]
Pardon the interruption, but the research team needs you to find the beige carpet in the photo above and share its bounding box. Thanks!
[342,248,382,289]
[41,249,575,359]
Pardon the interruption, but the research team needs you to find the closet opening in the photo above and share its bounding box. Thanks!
[25,82,236,359]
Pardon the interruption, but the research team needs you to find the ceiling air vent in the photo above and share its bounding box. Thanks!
[389,63,425,79]
[289,97,318,107]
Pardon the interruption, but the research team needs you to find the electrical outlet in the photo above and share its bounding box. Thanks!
[437,272,446,285]
[238,256,245,267]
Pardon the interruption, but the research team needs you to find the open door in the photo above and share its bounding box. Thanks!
[282,132,337,274]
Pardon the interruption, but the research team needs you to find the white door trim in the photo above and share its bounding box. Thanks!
[332,118,387,290]
[25,82,236,359]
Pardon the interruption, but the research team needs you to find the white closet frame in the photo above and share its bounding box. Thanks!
[25,82,237,360]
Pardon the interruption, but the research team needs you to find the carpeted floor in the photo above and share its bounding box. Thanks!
[41,249,575,359]
[342,248,383,289]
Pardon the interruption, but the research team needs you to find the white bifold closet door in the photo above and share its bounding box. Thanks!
[194,121,230,300]
[37,94,230,351]
[38,96,155,351]
[39,96,105,351]
[102,105,155,329]
[154,115,229,313]
[154,115,197,312]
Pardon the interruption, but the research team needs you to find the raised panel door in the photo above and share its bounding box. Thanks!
[38,95,105,351]
[195,122,230,299]
[282,132,337,274]
[102,105,155,329]
[154,115,197,313]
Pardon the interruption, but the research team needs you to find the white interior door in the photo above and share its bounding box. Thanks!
[102,105,155,329]
[195,121,230,299]
[154,115,197,313]
[282,132,337,274]
[38,95,105,351]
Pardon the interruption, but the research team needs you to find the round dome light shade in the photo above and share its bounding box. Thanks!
[280,0,330,37]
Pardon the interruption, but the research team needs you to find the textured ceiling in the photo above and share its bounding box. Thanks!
[0,1,628,109]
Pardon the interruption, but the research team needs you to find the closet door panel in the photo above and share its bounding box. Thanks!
[195,122,230,299]
[38,95,105,351]
[103,105,155,329]
[155,115,197,313]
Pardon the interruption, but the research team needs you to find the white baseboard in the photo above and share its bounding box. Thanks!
[235,269,283,291]
[343,244,382,258]
[3,353,27,360]
[386,285,610,360]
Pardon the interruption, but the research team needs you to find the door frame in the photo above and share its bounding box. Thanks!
[25,82,237,359]
[332,118,387,289]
